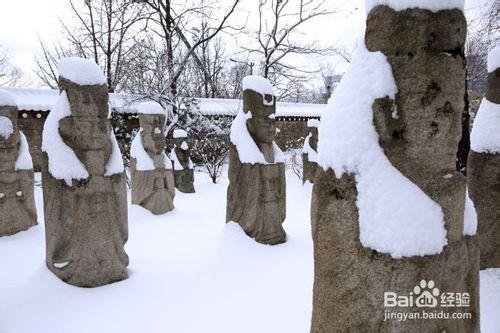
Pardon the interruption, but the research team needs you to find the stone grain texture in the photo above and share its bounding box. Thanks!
[42,77,128,288]
[468,67,500,269]
[0,104,37,236]
[226,88,286,245]
[131,113,175,214]
[302,125,318,184]
[311,6,479,332]
[172,136,195,193]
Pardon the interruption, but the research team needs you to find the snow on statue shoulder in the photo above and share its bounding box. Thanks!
[226,76,286,245]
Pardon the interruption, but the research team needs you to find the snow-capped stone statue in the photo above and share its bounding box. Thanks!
[302,119,319,183]
[170,129,195,193]
[311,3,479,331]
[41,57,129,287]
[0,90,37,236]
[226,75,286,245]
[468,46,500,269]
[130,102,175,214]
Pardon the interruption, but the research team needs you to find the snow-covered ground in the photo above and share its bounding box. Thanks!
[0,171,498,333]
[482,269,500,333]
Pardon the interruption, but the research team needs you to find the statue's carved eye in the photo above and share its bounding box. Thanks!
[263,94,274,106]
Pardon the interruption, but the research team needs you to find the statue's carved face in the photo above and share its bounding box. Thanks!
[173,137,188,149]
[140,114,166,157]
[243,89,277,144]
[58,80,112,156]
[59,115,111,152]
[60,78,109,119]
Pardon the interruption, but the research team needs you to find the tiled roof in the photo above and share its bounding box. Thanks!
[1,87,324,118]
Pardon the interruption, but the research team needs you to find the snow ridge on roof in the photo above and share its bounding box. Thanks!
[59,57,106,86]
[1,87,323,117]
[0,89,17,107]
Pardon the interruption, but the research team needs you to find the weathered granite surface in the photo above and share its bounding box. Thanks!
[131,113,175,214]
[468,67,500,269]
[226,86,286,245]
[311,6,479,332]
[302,124,318,183]
[0,102,37,236]
[42,77,128,287]
[171,135,195,193]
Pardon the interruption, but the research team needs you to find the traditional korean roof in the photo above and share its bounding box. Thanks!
[0,87,324,118]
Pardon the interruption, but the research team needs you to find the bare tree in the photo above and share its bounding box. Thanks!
[34,0,144,92]
[466,34,489,96]
[139,0,241,98]
[480,0,499,47]
[0,46,25,87]
[196,34,227,98]
[456,1,498,174]
[242,0,334,93]
[34,40,78,89]
[223,57,253,98]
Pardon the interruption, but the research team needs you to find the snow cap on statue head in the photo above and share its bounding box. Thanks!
[136,102,166,158]
[58,57,109,120]
[307,119,320,128]
[241,75,277,145]
[242,75,276,118]
[137,101,166,116]
[173,129,188,139]
[137,101,167,137]
[56,57,111,154]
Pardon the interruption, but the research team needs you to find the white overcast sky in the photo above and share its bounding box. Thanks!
[0,0,492,85]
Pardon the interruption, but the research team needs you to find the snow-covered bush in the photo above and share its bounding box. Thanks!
[190,116,232,184]
[110,112,136,168]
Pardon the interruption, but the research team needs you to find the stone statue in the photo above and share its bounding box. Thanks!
[170,129,195,193]
[41,57,128,287]
[302,119,319,183]
[311,5,479,332]
[468,46,500,269]
[130,102,175,214]
[226,75,286,245]
[0,91,37,236]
